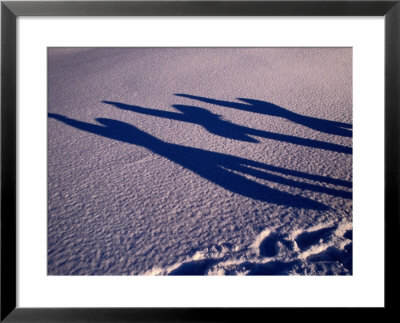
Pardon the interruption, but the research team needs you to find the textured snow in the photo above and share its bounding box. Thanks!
[48,48,352,275]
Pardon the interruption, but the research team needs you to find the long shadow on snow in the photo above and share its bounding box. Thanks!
[103,100,351,154]
[175,94,352,138]
[49,113,335,210]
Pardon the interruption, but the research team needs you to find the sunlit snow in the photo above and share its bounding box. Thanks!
[48,48,352,275]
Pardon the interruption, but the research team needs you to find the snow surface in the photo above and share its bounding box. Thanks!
[48,48,352,275]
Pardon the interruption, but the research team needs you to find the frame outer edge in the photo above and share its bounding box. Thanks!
[1,1,399,16]
[1,1,17,322]
[385,1,400,311]
[0,0,399,322]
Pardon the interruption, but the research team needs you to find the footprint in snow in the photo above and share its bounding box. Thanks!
[168,258,218,275]
[344,229,352,240]
[307,243,352,273]
[259,233,294,258]
[295,225,337,251]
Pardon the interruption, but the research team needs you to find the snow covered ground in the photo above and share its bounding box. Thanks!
[47,48,352,275]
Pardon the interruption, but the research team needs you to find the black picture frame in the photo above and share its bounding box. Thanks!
[1,0,399,321]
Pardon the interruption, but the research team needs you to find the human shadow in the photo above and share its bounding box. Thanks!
[175,94,352,137]
[102,100,258,143]
[48,113,353,210]
[102,101,351,154]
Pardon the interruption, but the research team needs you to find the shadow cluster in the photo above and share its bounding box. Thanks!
[49,94,352,211]
[175,94,352,137]
[103,99,352,154]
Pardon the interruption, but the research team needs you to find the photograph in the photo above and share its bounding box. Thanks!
[47,47,352,276]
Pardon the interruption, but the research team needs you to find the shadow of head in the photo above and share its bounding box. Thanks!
[48,113,68,121]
